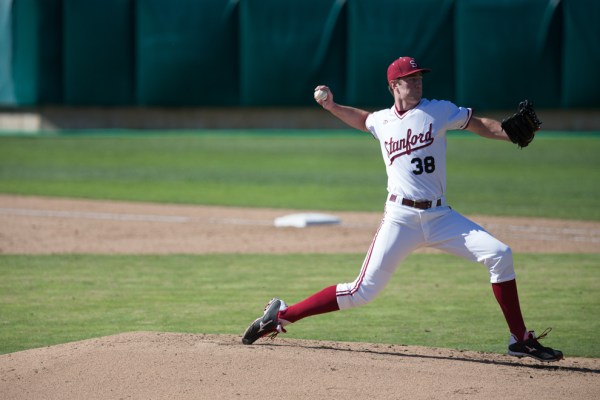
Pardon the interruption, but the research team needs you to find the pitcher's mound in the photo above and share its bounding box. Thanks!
[1,332,598,400]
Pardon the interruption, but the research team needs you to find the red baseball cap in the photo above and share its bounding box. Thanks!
[387,57,431,82]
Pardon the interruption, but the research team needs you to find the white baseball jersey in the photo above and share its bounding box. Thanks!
[365,99,472,201]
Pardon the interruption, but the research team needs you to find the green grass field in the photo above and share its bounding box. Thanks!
[0,130,598,219]
[1,253,598,357]
[0,130,599,357]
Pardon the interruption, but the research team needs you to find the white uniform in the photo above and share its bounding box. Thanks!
[336,99,515,310]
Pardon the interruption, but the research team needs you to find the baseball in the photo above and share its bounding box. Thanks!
[314,89,328,101]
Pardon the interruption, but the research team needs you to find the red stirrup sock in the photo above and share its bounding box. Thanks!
[492,279,527,340]
[279,285,340,323]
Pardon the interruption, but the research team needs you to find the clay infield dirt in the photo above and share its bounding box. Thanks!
[1,194,599,399]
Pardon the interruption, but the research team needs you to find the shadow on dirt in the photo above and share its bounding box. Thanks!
[265,342,600,374]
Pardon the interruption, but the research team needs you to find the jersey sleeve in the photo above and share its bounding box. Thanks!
[446,104,473,130]
[365,112,379,140]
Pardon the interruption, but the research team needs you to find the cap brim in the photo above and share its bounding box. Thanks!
[393,68,431,80]
[404,68,431,79]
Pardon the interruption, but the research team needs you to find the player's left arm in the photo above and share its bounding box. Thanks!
[465,116,511,142]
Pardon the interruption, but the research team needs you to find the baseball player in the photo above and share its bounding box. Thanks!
[242,56,562,362]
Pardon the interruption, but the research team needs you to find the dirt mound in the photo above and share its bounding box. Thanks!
[1,333,598,400]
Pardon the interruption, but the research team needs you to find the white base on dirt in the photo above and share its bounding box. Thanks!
[274,213,341,228]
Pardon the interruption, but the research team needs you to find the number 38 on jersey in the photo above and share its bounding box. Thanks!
[411,156,436,175]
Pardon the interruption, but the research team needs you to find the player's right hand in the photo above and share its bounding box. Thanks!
[314,85,333,109]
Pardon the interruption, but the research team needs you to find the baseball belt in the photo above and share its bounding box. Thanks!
[389,194,442,210]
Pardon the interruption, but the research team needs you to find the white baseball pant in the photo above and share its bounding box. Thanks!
[336,200,515,310]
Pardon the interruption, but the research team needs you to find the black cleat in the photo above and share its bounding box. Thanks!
[242,298,287,345]
[507,328,564,362]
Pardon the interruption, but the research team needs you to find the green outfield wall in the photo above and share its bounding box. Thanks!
[1,0,599,110]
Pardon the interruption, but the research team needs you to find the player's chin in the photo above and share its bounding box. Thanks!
[409,94,423,102]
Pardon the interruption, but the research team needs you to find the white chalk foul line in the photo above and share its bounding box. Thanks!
[207,217,273,226]
[0,207,191,223]
[0,207,276,226]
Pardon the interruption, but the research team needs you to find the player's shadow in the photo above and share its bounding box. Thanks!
[265,341,600,374]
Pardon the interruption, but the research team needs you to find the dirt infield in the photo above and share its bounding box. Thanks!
[1,194,599,255]
[1,194,599,399]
